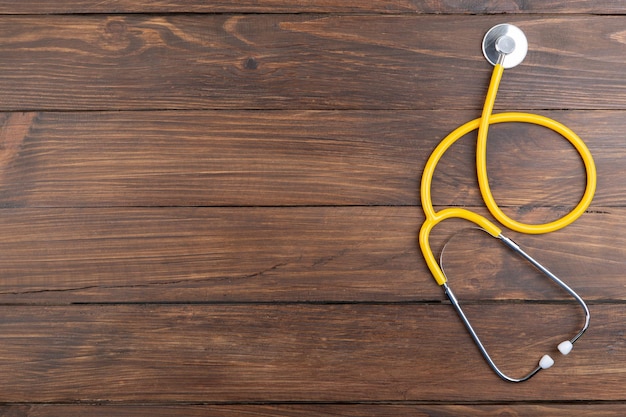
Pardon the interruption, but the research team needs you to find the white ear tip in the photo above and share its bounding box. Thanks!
[558,340,573,355]
[539,354,554,369]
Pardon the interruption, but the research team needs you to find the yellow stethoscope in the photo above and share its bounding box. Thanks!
[419,24,596,382]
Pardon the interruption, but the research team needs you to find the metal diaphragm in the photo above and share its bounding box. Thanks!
[482,23,528,68]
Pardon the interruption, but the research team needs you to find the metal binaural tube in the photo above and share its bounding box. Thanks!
[498,234,590,344]
[443,282,542,383]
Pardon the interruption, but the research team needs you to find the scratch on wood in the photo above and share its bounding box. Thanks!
[312,248,350,268]
[1,262,294,296]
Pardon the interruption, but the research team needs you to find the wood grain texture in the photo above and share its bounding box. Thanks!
[0,1,624,412]
[3,403,626,417]
[0,1,624,14]
[0,110,622,207]
[0,304,623,403]
[0,207,622,303]
[1,15,626,111]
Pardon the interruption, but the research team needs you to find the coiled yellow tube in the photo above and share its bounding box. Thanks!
[420,63,597,286]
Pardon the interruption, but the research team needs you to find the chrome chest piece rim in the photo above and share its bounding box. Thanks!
[482,23,528,68]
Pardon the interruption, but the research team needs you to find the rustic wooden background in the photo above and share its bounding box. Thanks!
[0,1,625,415]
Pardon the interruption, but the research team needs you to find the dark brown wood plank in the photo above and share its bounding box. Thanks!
[0,1,621,413]
[0,1,624,14]
[5,403,626,416]
[0,110,622,208]
[1,15,626,111]
[0,304,623,402]
[0,207,622,303]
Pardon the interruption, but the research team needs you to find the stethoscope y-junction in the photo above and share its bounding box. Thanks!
[419,24,596,382]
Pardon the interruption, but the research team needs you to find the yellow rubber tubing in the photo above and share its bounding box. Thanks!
[420,63,597,286]
[477,64,597,234]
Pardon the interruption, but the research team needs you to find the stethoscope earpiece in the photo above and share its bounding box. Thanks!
[539,355,555,370]
[482,23,528,68]
[558,340,574,355]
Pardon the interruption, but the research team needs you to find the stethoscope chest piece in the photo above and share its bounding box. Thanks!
[482,23,528,68]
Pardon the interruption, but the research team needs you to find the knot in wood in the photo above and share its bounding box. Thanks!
[243,57,259,70]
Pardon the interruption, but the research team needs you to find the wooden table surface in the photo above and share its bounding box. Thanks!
[1,1,625,415]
